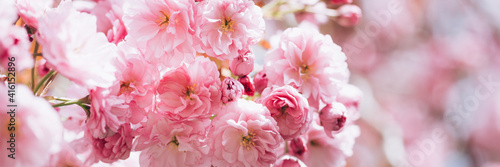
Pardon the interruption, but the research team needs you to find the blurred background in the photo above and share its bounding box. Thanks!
[257,0,500,166]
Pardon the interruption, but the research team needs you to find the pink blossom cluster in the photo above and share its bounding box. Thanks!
[0,0,363,166]
[262,0,362,27]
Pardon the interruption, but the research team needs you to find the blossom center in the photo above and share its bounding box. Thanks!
[299,64,313,80]
[118,81,135,96]
[158,11,170,27]
[280,105,289,117]
[300,64,311,75]
[241,131,256,150]
[184,84,196,100]
[168,136,179,146]
[335,116,347,130]
[220,17,235,34]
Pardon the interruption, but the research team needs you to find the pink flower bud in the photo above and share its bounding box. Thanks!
[319,102,347,138]
[230,50,255,76]
[253,71,268,94]
[37,58,51,77]
[289,137,307,156]
[274,155,307,167]
[238,75,255,96]
[221,77,244,104]
[336,4,362,27]
[330,0,353,5]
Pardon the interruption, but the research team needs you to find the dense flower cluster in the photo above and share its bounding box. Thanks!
[0,0,363,166]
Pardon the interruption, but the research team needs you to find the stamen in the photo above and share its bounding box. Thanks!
[240,131,256,150]
[167,136,179,146]
[299,64,313,80]
[184,84,196,100]
[220,17,235,34]
[280,105,289,118]
[300,64,311,74]
[118,81,135,96]
[158,11,170,27]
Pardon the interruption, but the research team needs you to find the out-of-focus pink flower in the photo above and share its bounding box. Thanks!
[16,0,55,28]
[209,100,283,167]
[294,2,329,25]
[230,50,255,76]
[253,70,268,94]
[0,85,63,166]
[36,58,51,77]
[238,75,255,96]
[135,112,210,167]
[0,0,32,72]
[336,84,362,120]
[56,83,89,133]
[482,162,500,167]
[289,137,307,156]
[87,124,133,163]
[221,77,244,104]
[156,56,221,121]
[319,102,347,137]
[274,155,307,167]
[330,0,353,5]
[260,85,311,140]
[298,120,360,167]
[0,0,17,26]
[0,25,33,72]
[0,75,6,82]
[196,0,265,60]
[265,27,349,110]
[47,144,84,167]
[123,0,197,66]
[336,4,362,27]
[36,1,117,89]
[91,0,127,44]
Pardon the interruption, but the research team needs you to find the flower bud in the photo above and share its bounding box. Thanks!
[230,50,255,77]
[221,77,244,104]
[238,75,255,96]
[289,137,307,156]
[37,58,51,77]
[319,102,347,138]
[336,4,362,27]
[330,0,353,5]
[253,71,268,94]
[274,155,307,167]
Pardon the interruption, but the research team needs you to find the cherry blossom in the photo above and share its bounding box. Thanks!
[197,0,265,60]
[156,56,221,121]
[209,100,283,167]
[265,27,349,110]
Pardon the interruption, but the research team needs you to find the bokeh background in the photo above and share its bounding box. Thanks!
[258,0,500,166]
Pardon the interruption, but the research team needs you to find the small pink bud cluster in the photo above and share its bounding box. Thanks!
[336,4,362,27]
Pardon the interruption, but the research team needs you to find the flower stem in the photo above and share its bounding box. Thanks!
[31,42,39,90]
[34,70,55,95]
[50,96,91,117]
[52,100,81,108]
[54,97,73,102]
